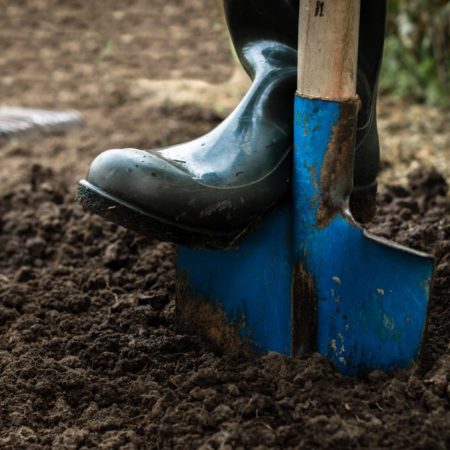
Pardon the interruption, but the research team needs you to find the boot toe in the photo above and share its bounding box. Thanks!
[81,148,257,233]
[83,148,190,221]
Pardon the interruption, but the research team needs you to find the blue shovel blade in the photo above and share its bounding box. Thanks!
[293,95,434,376]
[297,212,434,376]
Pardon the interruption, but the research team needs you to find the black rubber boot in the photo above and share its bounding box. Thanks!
[77,0,387,248]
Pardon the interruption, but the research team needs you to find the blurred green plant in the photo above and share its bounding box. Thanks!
[380,0,450,108]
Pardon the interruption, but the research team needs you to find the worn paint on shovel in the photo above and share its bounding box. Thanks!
[175,97,434,376]
[292,94,434,375]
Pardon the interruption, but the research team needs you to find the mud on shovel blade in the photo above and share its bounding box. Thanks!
[293,0,434,376]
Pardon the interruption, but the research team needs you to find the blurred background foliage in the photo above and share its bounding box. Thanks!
[381,0,450,108]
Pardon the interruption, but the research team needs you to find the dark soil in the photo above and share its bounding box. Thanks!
[1,1,450,449]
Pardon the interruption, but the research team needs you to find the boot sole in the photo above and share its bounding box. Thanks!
[77,180,377,249]
[76,180,253,249]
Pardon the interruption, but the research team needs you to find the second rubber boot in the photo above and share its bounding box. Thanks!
[77,0,386,248]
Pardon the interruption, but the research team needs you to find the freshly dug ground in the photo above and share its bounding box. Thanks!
[1,1,449,449]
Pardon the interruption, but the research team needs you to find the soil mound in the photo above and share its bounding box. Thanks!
[0,166,448,449]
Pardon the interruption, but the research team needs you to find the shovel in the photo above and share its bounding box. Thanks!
[176,0,434,376]
[292,0,435,374]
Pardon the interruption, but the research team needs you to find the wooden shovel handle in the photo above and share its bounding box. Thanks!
[297,0,361,99]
